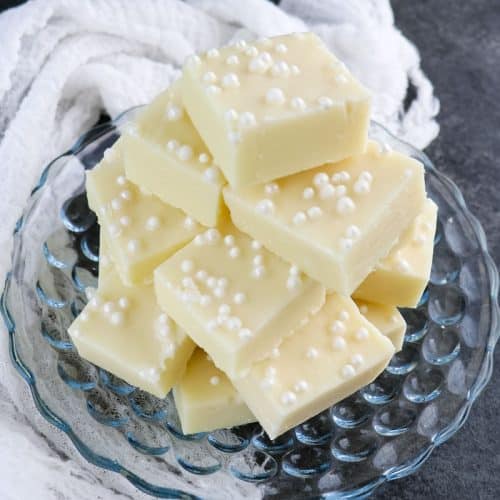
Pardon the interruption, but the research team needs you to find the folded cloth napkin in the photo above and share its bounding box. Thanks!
[0,0,439,498]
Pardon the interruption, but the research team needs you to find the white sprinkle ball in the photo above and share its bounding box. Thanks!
[206,319,217,332]
[207,48,220,58]
[360,171,373,183]
[224,109,238,122]
[205,228,220,243]
[303,187,315,200]
[210,376,220,386]
[146,216,160,231]
[271,348,280,359]
[281,391,297,406]
[203,166,220,183]
[256,199,275,215]
[291,96,306,110]
[275,43,287,53]
[119,215,130,227]
[265,87,285,105]
[252,265,266,279]
[245,45,258,57]
[110,311,124,326]
[313,172,329,187]
[397,258,411,273]
[198,153,210,164]
[271,60,290,77]
[354,180,371,194]
[239,111,257,128]
[127,239,140,253]
[253,254,263,266]
[239,328,253,340]
[224,235,235,247]
[116,175,127,186]
[264,182,280,196]
[229,246,240,259]
[177,145,193,161]
[195,270,208,282]
[158,324,170,337]
[101,301,112,314]
[359,305,369,314]
[80,311,89,322]
[336,196,356,214]
[118,297,129,309]
[166,104,183,121]
[202,71,217,84]
[342,364,356,378]
[111,198,122,211]
[293,211,307,225]
[218,304,231,316]
[346,225,361,239]
[330,320,346,335]
[206,277,217,289]
[335,185,347,197]
[227,131,241,144]
[120,190,132,201]
[307,206,323,219]
[222,73,240,88]
[226,55,239,65]
[181,259,193,273]
[318,96,334,109]
[214,287,225,298]
[339,310,350,321]
[206,85,221,96]
[184,216,195,229]
[159,313,169,324]
[306,347,319,359]
[340,238,354,251]
[319,183,335,200]
[251,240,262,250]
[233,292,246,305]
[352,354,364,366]
[290,64,300,75]
[356,327,369,340]
[88,297,100,309]
[336,74,348,84]
[332,336,347,351]
[167,139,179,152]
[200,295,212,307]
[286,276,301,290]
[289,265,299,276]
[235,40,247,50]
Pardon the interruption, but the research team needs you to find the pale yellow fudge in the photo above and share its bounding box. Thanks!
[355,300,406,352]
[181,32,371,187]
[68,246,195,398]
[224,141,426,295]
[354,199,437,307]
[172,303,404,434]
[86,142,203,285]
[122,82,226,227]
[173,349,255,434]
[233,294,395,439]
[154,222,326,379]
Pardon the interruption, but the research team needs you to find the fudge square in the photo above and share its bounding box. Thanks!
[173,349,255,435]
[181,32,371,187]
[68,242,195,398]
[355,300,406,352]
[154,221,326,379]
[233,294,395,439]
[122,82,226,227]
[224,141,426,295]
[86,141,203,285]
[354,198,437,307]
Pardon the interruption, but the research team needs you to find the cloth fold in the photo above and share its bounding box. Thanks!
[0,1,439,498]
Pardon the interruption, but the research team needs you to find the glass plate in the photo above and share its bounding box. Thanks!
[2,109,499,499]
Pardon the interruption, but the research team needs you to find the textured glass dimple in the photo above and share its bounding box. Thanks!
[1,111,498,499]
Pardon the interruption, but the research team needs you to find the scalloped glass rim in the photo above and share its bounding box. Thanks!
[1,110,499,499]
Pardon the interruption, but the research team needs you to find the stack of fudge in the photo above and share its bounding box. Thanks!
[69,33,437,440]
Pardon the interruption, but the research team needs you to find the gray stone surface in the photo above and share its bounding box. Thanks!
[374,1,500,498]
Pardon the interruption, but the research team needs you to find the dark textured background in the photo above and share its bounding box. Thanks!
[1,0,499,498]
